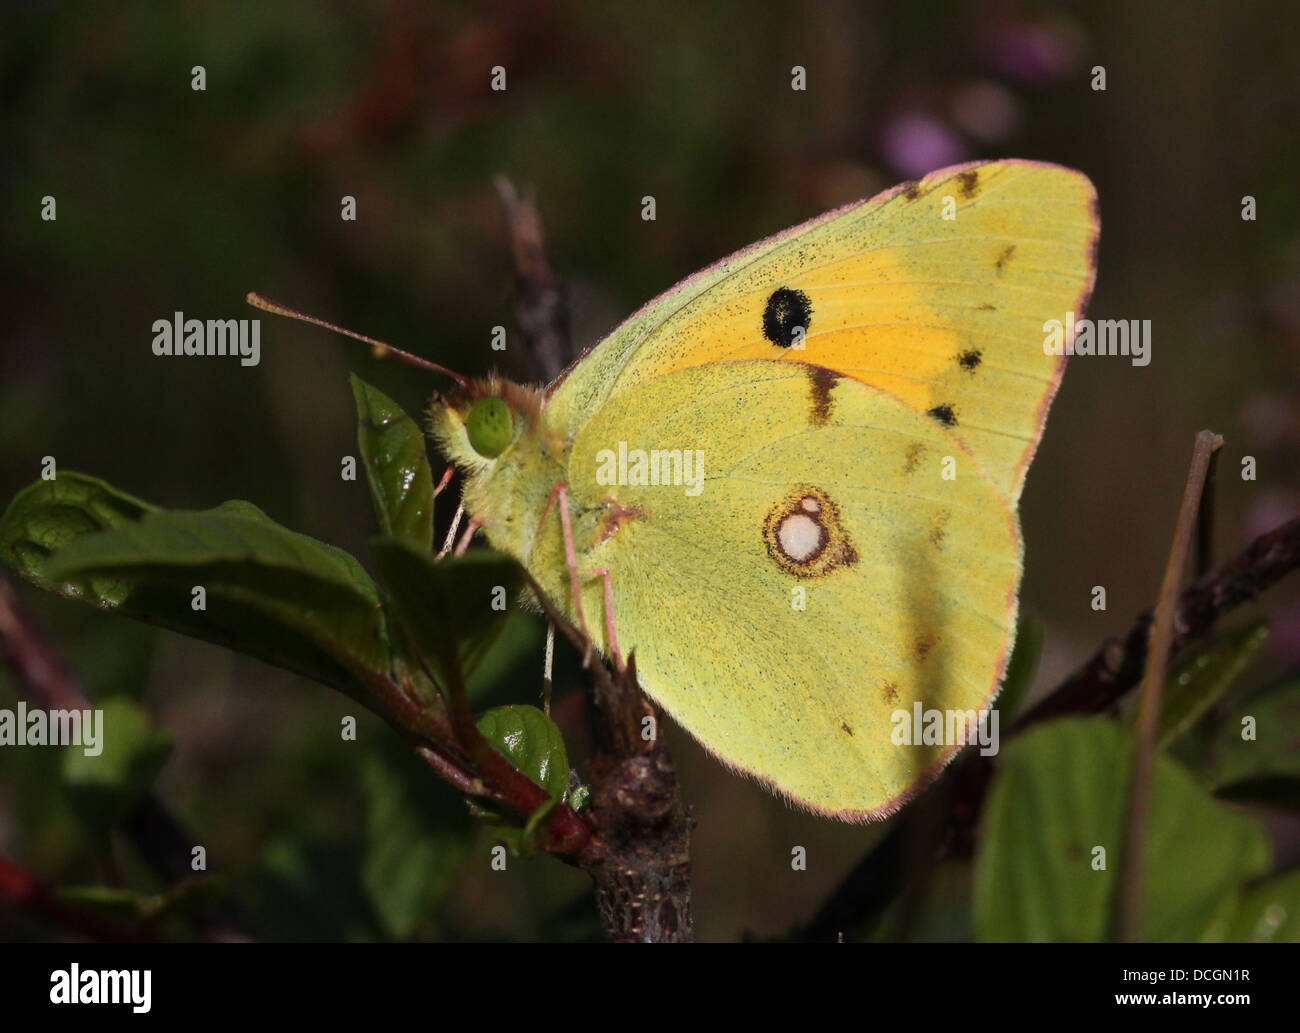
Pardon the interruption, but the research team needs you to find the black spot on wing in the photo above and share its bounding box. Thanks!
[927,403,958,427]
[762,287,812,348]
[957,348,982,374]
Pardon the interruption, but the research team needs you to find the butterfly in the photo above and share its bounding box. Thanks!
[430,160,1098,820]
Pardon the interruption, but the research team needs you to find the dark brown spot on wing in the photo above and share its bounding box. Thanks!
[926,403,958,427]
[913,632,939,662]
[841,721,854,737]
[957,348,982,374]
[807,366,840,426]
[930,509,951,549]
[903,442,925,475]
[902,180,922,201]
[956,169,980,199]
[882,681,899,704]
[977,302,997,311]
[994,244,1016,273]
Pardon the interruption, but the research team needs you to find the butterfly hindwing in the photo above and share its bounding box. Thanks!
[553,360,1020,818]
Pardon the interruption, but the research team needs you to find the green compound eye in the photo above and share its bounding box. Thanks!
[465,397,514,458]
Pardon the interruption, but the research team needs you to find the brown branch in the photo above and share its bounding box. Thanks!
[523,575,693,941]
[494,175,575,383]
[803,510,1300,941]
[0,572,253,941]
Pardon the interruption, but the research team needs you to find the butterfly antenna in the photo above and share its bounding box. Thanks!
[246,292,472,388]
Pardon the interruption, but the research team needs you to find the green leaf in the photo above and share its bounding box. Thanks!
[1,472,154,596]
[53,885,149,923]
[1219,867,1300,942]
[250,835,380,942]
[350,375,434,547]
[360,741,474,939]
[475,704,569,802]
[974,716,1271,941]
[3,475,396,706]
[370,537,523,691]
[1156,621,1268,748]
[60,697,173,828]
[997,616,1044,720]
[1201,675,1300,807]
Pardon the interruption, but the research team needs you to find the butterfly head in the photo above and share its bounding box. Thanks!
[428,375,545,473]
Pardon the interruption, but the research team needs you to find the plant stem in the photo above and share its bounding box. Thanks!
[1114,429,1223,941]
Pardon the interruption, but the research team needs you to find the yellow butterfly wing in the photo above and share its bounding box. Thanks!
[547,160,1098,504]
[552,361,1019,819]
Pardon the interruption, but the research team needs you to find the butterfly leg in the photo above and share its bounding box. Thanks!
[538,479,599,666]
[432,464,456,499]
[437,500,466,558]
[452,517,482,557]
[581,566,625,672]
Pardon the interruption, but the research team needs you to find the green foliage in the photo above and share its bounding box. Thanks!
[1219,867,1300,942]
[60,696,173,831]
[360,740,475,939]
[1156,620,1268,748]
[55,877,226,929]
[1202,673,1300,809]
[974,716,1272,942]
[476,705,570,802]
[370,536,523,695]
[2,482,396,707]
[351,375,435,547]
[0,384,543,940]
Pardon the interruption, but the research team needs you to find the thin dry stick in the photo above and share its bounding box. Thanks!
[1115,430,1223,941]
[492,176,573,383]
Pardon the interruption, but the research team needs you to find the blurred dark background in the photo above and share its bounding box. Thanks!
[2,1,1298,940]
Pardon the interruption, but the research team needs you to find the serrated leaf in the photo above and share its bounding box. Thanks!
[370,537,523,691]
[3,475,397,707]
[1156,621,1268,748]
[974,716,1271,941]
[61,697,173,828]
[351,375,434,547]
[475,704,569,802]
